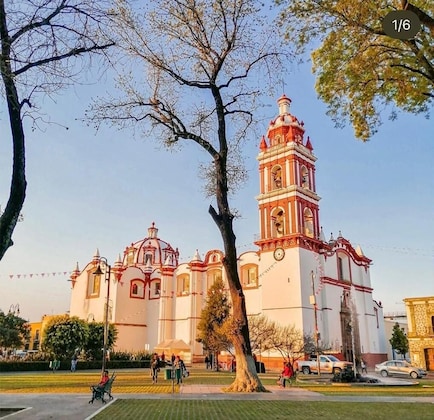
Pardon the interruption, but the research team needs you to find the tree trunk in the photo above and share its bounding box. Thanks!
[209,157,265,392]
[0,1,27,261]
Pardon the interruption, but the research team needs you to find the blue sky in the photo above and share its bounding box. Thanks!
[0,59,433,322]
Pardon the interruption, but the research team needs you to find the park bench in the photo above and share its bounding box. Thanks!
[89,373,116,404]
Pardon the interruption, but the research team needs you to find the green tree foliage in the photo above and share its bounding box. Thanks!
[85,322,118,361]
[0,310,30,352]
[197,279,232,367]
[389,322,409,356]
[275,0,434,141]
[42,315,89,359]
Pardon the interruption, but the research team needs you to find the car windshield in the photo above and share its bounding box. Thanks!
[327,355,340,362]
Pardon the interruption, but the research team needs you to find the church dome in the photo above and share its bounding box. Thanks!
[123,222,179,268]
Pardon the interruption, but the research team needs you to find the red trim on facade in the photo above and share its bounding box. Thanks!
[321,276,373,293]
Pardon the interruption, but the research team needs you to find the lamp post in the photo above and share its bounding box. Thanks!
[310,271,321,376]
[93,257,111,374]
[9,303,20,316]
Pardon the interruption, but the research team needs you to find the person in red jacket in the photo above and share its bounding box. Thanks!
[279,362,293,388]
[96,370,110,389]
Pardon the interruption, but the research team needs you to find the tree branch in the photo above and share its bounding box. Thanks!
[14,42,114,76]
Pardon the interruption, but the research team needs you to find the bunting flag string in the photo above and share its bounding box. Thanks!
[257,261,277,280]
[1,271,71,280]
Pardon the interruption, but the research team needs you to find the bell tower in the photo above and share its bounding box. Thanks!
[255,95,321,253]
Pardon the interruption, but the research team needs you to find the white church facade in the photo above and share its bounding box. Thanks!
[69,95,388,367]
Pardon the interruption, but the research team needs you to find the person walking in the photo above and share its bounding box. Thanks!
[70,353,78,372]
[150,353,160,384]
[174,356,185,384]
[204,355,209,369]
[361,359,367,375]
[280,362,293,388]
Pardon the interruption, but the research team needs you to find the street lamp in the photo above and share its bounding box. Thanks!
[310,271,321,376]
[93,257,111,373]
[9,303,20,316]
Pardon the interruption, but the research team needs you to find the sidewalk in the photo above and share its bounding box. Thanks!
[1,382,433,419]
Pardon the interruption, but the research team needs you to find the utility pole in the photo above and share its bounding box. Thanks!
[310,270,320,376]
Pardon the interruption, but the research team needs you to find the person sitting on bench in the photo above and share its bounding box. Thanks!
[95,370,110,391]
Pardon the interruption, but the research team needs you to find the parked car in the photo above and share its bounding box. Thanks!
[375,360,427,379]
[297,354,353,375]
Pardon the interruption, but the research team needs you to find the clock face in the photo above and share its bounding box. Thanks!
[273,247,285,261]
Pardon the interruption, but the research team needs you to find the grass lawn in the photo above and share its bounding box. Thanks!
[1,368,433,419]
[92,400,434,420]
[0,368,433,397]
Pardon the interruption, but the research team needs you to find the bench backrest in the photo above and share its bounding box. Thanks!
[104,374,116,391]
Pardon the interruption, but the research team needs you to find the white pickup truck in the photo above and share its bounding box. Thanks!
[297,355,353,375]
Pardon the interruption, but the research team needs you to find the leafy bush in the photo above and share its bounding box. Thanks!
[0,359,150,372]
[110,351,131,361]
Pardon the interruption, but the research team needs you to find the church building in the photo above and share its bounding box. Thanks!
[69,95,388,367]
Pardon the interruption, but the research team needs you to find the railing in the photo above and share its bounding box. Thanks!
[407,326,434,338]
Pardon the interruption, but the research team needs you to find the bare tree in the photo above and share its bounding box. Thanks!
[0,0,114,260]
[248,314,276,354]
[89,0,285,391]
[268,324,308,372]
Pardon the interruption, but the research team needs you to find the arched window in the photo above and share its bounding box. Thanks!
[301,166,310,189]
[130,279,145,299]
[177,274,190,295]
[150,280,161,299]
[271,165,282,189]
[303,208,314,238]
[271,208,285,237]
[337,253,350,281]
[207,269,222,290]
[87,272,100,298]
[272,135,282,146]
[241,264,258,288]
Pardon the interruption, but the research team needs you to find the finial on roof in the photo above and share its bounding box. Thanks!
[191,249,202,262]
[355,245,365,257]
[148,222,158,238]
[92,249,100,263]
[329,233,335,245]
[259,135,268,151]
[277,94,291,116]
[305,136,313,151]
[319,226,326,242]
